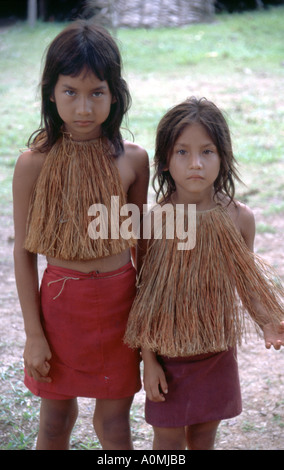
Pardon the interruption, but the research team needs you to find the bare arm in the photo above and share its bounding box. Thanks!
[141,348,168,402]
[238,202,284,349]
[124,142,150,273]
[13,151,52,382]
[238,202,255,252]
[122,144,171,399]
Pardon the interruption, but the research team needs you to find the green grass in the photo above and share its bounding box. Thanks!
[117,8,284,73]
[0,363,40,450]
[1,7,284,165]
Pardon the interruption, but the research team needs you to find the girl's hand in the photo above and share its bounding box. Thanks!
[24,335,52,383]
[143,359,168,402]
[263,321,284,350]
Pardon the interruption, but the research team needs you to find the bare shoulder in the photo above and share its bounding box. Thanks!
[123,140,149,172]
[227,200,256,251]
[237,200,255,225]
[121,140,149,207]
[14,149,45,178]
[13,149,46,194]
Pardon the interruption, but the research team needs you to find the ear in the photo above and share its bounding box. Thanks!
[111,95,117,104]
[50,95,55,103]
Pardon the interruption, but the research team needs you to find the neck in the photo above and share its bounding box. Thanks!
[170,188,218,211]
[61,125,103,142]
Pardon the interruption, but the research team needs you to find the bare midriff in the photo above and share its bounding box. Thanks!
[46,248,131,273]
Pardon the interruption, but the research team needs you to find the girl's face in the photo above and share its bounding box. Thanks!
[168,123,221,206]
[51,69,114,141]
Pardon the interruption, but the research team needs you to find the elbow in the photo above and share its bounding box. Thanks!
[13,243,37,268]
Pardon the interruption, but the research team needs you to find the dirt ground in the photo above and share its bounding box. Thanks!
[0,199,283,450]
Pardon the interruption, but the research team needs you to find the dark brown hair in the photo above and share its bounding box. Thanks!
[28,19,131,155]
[153,97,241,203]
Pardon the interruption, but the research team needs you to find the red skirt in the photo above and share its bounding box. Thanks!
[145,348,242,427]
[24,261,141,400]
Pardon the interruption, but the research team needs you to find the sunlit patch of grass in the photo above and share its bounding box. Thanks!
[0,363,40,450]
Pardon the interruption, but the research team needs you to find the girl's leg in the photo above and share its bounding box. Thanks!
[93,396,134,450]
[152,426,186,450]
[36,398,78,450]
[185,420,220,450]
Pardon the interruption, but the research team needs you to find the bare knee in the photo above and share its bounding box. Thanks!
[37,398,78,449]
[153,427,186,450]
[186,420,220,450]
[93,397,133,450]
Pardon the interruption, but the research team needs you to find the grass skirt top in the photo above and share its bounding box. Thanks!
[125,204,284,357]
[24,134,136,260]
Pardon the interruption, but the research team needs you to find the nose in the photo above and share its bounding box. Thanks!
[189,152,202,169]
[77,96,92,116]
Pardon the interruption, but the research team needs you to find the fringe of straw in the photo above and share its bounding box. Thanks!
[124,205,284,357]
[24,134,136,260]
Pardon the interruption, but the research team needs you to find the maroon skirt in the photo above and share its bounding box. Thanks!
[24,261,141,400]
[145,348,242,427]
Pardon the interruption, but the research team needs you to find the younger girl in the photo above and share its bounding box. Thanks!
[125,97,284,450]
[13,20,149,450]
